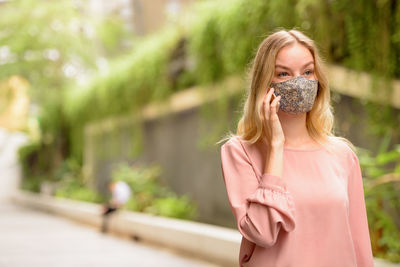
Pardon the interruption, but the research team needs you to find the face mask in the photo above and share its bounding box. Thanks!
[270,76,318,114]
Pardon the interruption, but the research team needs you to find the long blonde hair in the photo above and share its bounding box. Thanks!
[218,28,355,153]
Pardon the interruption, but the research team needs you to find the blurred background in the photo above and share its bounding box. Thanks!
[1,0,400,265]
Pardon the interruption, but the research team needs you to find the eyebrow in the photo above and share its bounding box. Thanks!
[275,61,314,70]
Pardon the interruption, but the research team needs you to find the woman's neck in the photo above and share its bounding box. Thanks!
[278,111,314,148]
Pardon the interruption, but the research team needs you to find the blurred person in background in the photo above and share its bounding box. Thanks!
[220,29,373,267]
[101,180,131,233]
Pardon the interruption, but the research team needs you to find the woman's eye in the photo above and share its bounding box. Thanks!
[304,69,314,76]
[277,72,289,77]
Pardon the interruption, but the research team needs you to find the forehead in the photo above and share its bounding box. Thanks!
[275,43,314,66]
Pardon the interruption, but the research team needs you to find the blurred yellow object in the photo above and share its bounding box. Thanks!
[0,75,30,131]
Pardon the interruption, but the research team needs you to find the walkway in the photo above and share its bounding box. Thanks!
[0,202,220,267]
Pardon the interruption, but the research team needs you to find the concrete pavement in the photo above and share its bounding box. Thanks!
[2,200,400,267]
[0,202,221,267]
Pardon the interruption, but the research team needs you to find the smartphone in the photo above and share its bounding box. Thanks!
[270,92,277,104]
[270,92,280,109]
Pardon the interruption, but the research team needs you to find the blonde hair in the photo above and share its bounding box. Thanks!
[217,28,355,153]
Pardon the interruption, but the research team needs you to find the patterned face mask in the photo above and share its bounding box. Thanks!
[270,76,318,114]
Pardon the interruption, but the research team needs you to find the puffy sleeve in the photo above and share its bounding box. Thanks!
[220,139,295,248]
[347,150,374,267]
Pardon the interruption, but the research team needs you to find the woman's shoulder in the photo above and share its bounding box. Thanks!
[220,134,260,157]
[221,134,244,147]
[220,135,247,161]
[326,136,358,159]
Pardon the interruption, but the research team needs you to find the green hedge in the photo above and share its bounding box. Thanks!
[63,26,182,160]
[111,163,197,220]
[63,0,400,159]
[358,133,400,262]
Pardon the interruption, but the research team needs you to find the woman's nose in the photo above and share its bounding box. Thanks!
[293,72,302,77]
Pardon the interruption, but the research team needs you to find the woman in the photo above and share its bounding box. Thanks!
[220,29,374,266]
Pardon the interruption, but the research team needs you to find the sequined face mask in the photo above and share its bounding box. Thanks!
[270,76,318,114]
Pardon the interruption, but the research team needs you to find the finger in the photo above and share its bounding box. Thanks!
[270,94,280,108]
[263,88,274,117]
[270,95,281,116]
[264,87,274,106]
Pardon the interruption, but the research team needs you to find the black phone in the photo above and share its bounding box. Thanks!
[270,92,277,104]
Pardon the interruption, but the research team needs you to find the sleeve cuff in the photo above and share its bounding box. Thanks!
[246,186,296,230]
[259,173,288,192]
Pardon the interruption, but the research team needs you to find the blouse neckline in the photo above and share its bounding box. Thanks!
[257,136,325,152]
[283,146,324,152]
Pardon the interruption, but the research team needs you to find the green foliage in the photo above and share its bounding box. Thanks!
[358,133,400,262]
[51,157,103,203]
[52,157,82,181]
[63,26,181,160]
[186,0,296,85]
[111,163,197,220]
[0,0,92,94]
[96,16,131,56]
[20,175,43,193]
[0,0,129,103]
[55,178,104,204]
[4,0,134,177]
[186,3,225,84]
[64,26,180,122]
[362,101,400,140]
[17,140,54,178]
[145,195,197,220]
[17,139,55,193]
[18,145,104,203]
[61,0,400,154]
[6,0,133,171]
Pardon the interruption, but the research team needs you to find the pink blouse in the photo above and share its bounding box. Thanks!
[220,136,374,267]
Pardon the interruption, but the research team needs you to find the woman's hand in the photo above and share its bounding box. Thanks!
[262,87,285,148]
[262,88,284,177]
